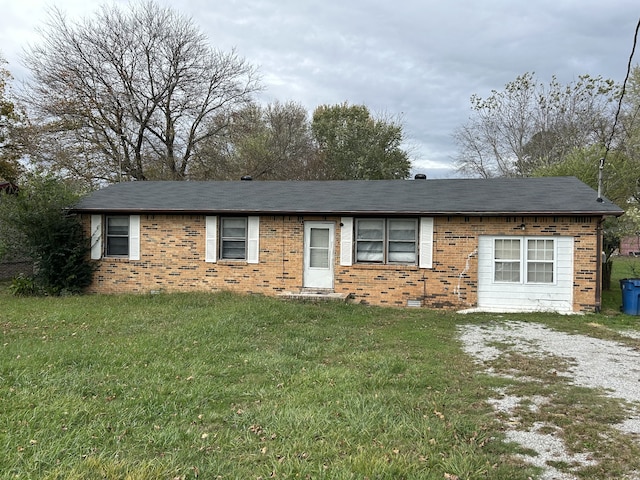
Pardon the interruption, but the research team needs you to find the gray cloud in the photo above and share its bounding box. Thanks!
[1,0,638,177]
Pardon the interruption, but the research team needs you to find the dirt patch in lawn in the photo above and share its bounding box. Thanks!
[459,321,640,480]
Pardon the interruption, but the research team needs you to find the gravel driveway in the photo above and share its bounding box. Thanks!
[458,321,640,480]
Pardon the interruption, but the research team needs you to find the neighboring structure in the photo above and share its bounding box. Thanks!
[71,176,623,313]
[620,236,640,256]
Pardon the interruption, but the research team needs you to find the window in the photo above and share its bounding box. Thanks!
[309,227,330,268]
[527,239,554,283]
[205,216,259,264]
[494,238,521,282]
[494,237,555,284]
[106,216,129,256]
[220,217,247,260]
[355,218,417,264]
[356,219,384,262]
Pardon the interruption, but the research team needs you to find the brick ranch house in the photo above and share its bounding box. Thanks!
[71,176,623,313]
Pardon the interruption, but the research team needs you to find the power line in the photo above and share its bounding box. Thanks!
[605,17,640,157]
[598,16,640,202]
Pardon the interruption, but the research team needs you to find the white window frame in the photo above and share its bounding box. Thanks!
[95,215,140,261]
[105,215,129,257]
[494,238,522,283]
[220,217,248,260]
[493,237,556,285]
[206,216,259,264]
[354,218,418,265]
[526,238,555,284]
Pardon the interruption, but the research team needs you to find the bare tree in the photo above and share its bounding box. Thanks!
[617,65,640,194]
[22,1,261,185]
[454,73,617,178]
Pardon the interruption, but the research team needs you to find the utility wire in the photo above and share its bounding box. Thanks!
[598,16,640,201]
[604,17,640,159]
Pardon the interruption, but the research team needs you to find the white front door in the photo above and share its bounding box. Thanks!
[304,222,335,289]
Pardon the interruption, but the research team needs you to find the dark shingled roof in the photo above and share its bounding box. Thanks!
[71,177,624,217]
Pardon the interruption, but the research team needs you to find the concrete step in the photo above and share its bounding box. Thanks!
[278,289,352,302]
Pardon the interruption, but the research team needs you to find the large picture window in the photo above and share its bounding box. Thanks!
[220,217,247,260]
[494,237,555,284]
[105,216,129,256]
[355,218,417,264]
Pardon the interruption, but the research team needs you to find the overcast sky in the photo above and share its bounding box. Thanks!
[1,0,639,178]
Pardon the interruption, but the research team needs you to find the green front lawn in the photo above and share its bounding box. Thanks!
[1,258,640,479]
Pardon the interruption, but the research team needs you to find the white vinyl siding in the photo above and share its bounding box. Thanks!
[478,236,573,312]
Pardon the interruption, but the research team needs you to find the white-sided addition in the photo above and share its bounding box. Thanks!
[476,235,574,313]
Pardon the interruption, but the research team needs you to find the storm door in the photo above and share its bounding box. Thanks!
[303,222,335,289]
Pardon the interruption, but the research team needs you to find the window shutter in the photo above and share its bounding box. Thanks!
[419,217,434,269]
[340,217,353,266]
[247,216,260,264]
[129,215,140,261]
[205,216,217,263]
[90,215,102,260]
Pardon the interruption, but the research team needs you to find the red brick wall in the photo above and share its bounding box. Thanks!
[83,214,601,312]
[620,236,640,256]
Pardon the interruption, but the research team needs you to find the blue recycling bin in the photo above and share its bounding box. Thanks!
[620,279,640,315]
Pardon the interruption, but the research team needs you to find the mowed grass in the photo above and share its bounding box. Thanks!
[3,257,640,480]
[1,290,534,479]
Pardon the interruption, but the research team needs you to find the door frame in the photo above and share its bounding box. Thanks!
[303,221,335,289]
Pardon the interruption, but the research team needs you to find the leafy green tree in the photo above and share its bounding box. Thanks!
[191,101,319,180]
[533,145,638,289]
[455,73,617,177]
[0,55,24,183]
[0,175,93,294]
[534,145,638,205]
[311,103,411,180]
